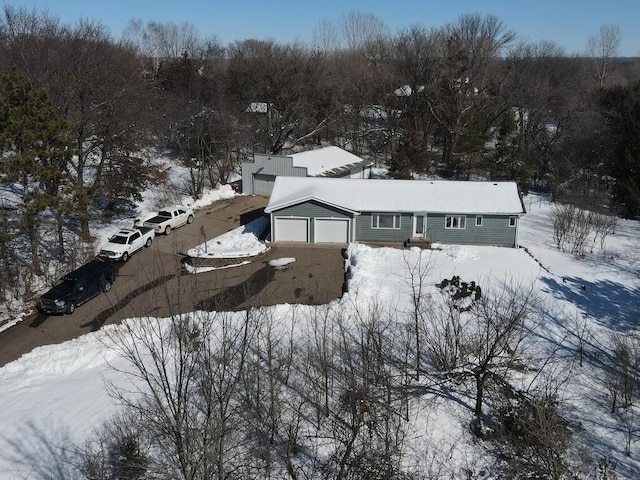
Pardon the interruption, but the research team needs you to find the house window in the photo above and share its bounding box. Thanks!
[475,216,483,227]
[509,216,517,227]
[372,214,401,229]
[445,215,466,229]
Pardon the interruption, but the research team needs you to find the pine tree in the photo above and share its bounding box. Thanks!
[600,81,640,219]
[0,66,72,273]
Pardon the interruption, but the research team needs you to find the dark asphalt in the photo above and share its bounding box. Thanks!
[0,196,346,367]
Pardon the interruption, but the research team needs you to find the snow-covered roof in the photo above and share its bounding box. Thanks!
[394,84,425,96]
[265,177,525,215]
[245,102,272,113]
[290,146,372,177]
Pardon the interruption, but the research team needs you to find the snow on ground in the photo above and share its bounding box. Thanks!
[187,216,268,259]
[268,257,296,268]
[0,325,130,478]
[0,183,238,332]
[93,184,237,251]
[0,193,639,478]
[182,215,269,273]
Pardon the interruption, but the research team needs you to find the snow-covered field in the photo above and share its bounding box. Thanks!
[0,193,639,478]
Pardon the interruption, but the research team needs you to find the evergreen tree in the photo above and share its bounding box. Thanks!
[0,66,72,273]
[600,81,640,219]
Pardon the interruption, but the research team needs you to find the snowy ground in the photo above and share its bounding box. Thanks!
[0,183,237,332]
[186,216,269,260]
[0,193,639,478]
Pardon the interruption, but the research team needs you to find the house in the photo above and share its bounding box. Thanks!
[241,146,373,196]
[264,177,526,247]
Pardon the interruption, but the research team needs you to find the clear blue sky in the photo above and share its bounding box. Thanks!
[6,0,640,56]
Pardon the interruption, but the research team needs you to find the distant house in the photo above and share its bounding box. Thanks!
[265,177,526,247]
[245,102,272,114]
[241,146,373,196]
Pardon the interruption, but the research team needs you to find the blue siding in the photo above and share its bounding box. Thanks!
[426,213,517,247]
[271,200,519,247]
[355,212,413,242]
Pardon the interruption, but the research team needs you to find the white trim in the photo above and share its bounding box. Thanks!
[445,215,466,229]
[508,216,517,227]
[475,215,483,227]
[265,195,359,215]
[412,215,426,237]
[371,213,401,229]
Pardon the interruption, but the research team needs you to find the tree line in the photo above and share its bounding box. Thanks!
[0,6,639,302]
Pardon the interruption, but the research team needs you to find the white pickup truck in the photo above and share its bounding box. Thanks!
[99,227,155,262]
[140,205,194,235]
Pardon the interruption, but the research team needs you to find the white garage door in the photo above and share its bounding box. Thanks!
[315,218,349,243]
[274,217,309,242]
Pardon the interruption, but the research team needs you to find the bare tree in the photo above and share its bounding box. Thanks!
[616,408,639,457]
[425,276,479,373]
[606,332,640,413]
[502,40,585,200]
[312,18,341,52]
[400,248,434,380]
[551,204,618,256]
[227,39,340,154]
[587,24,622,89]
[429,14,516,177]
[469,280,537,435]
[341,11,389,52]
[123,20,220,64]
[431,277,537,436]
[105,309,256,480]
[591,212,618,252]
[327,306,408,480]
[390,26,440,177]
[72,411,151,480]
[493,383,571,479]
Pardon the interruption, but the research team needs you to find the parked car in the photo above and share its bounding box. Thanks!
[39,259,115,314]
[99,227,155,262]
[139,205,194,235]
[229,180,242,193]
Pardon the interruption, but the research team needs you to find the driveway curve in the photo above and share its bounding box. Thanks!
[0,196,345,367]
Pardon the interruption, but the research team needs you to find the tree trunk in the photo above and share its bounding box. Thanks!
[75,140,91,241]
[474,370,485,436]
[56,209,65,259]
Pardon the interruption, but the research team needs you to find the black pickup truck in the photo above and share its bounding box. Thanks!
[39,258,116,314]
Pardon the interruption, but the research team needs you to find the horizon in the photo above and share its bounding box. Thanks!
[4,0,640,57]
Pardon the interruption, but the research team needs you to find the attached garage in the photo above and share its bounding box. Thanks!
[273,217,309,242]
[314,218,350,243]
[253,173,276,196]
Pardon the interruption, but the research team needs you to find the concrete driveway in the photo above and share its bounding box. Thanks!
[0,196,346,367]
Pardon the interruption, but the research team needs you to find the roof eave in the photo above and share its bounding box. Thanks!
[266,196,359,215]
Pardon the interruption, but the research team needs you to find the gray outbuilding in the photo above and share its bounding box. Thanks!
[241,146,373,196]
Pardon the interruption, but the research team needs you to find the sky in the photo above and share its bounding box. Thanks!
[4,0,640,56]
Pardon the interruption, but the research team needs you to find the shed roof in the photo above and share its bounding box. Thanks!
[290,146,372,176]
[265,177,525,215]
